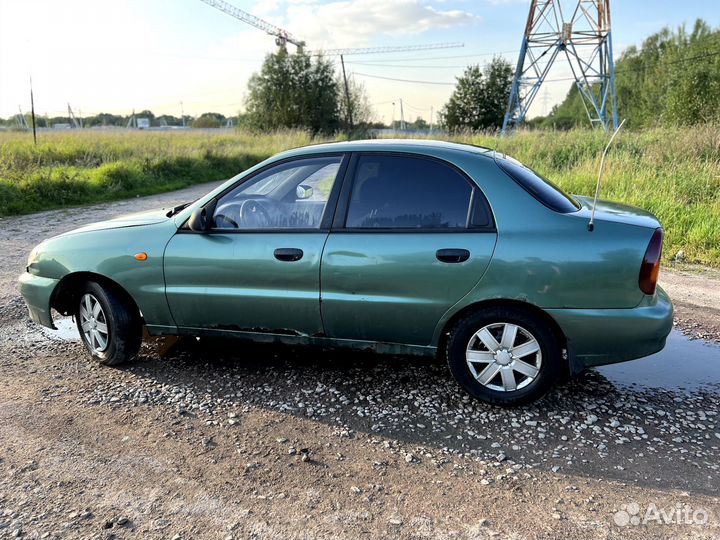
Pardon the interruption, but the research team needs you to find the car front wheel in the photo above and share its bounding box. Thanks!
[75,281,142,366]
[446,307,562,406]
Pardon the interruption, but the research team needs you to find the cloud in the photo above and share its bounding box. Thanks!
[253,0,480,49]
[483,0,530,5]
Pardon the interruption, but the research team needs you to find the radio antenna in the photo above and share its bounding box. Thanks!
[492,130,502,160]
[588,118,626,232]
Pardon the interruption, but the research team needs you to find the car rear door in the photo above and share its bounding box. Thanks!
[163,154,347,336]
[320,152,497,346]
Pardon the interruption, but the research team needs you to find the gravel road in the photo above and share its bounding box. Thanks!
[1,184,719,539]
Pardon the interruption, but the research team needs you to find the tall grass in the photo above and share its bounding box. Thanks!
[1,126,718,266]
[0,129,323,216]
[460,126,720,266]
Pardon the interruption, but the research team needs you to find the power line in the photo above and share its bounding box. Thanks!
[352,72,456,85]
[346,50,520,63]
[347,62,470,69]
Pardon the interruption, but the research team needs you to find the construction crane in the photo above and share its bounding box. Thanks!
[502,0,618,133]
[199,0,305,52]
[309,42,464,131]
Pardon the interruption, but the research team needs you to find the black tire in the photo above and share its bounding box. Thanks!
[75,281,142,366]
[446,307,562,406]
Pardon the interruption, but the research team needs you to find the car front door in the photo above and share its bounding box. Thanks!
[320,153,497,346]
[164,154,347,336]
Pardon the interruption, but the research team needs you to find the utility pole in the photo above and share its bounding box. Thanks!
[503,0,618,133]
[16,106,28,129]
[29,77,37,145]
[429,106,434,134]
[180,101,186,127]
[339,54,354,131]
[399,98,405,131]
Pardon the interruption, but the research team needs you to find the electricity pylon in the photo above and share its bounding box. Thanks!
[502,0,618,133]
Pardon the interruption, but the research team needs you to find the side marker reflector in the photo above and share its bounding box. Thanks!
[134,252,148,261]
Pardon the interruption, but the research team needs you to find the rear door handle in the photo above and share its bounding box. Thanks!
[274,248,304,262]
[436,248,470,263]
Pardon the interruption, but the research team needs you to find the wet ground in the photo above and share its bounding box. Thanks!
[43,319,720,394]
[25,314,720,498]
[599,330,720,392]
[2,183,719,539]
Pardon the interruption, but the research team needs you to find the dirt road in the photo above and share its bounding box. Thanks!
[1,184,719,539]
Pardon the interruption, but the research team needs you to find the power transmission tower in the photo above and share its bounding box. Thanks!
[67,103,81,128]
[540,88,551,116]
[502,0,618,133]
[199,0,305,52]
[126,109,137,129]
[16,106,29,129]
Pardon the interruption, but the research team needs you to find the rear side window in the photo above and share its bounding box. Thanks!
[497,158,580,213]
[345,155,473,229]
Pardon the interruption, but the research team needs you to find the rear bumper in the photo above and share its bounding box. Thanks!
[547,286,673,374]
[18,272,59,329]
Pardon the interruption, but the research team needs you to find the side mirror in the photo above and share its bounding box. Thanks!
[296,184,313,200]
[188,207,211,232]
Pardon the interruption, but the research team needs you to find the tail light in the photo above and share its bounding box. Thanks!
[639,228,664,295]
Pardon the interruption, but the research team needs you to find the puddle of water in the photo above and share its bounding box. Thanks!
[35,320,720,394]
[597,330,720,392]
[40,317,79,342]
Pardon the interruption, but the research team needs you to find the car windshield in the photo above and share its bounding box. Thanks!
[497,157,580,214]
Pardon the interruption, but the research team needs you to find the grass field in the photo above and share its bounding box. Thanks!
[1,126,719,266]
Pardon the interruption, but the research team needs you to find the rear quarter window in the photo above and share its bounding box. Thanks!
[497,158,580,214]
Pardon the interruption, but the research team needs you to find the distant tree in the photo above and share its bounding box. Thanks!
[410,117,429,130]
[137,110,155,122]
[84,113,124,127]
[245,49,339,133]
[542,18,720,128]
[155,114,182,127]
[439,57,513,131]
[192,112,226,128]
[337,76,374,130]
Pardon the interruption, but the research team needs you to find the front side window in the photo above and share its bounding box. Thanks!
[345,155,473,229]
[213,156,342,230]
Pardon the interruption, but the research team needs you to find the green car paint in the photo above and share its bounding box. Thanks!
[19,139,673,374]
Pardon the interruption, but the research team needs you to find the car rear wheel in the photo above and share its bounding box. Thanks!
[75,281,142,366]
[446,307,561,406]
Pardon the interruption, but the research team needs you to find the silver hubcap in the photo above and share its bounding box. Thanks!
[79,294,109,353]
[465,322,542,392]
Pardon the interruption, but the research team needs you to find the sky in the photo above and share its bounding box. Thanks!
[0,0,718,124]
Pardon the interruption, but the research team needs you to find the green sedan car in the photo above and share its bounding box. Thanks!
[20,140,672,405]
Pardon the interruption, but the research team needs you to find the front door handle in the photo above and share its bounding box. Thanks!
[274,248,304,262]
[436,248,470,263]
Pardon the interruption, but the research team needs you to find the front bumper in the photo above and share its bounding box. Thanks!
[18,272,60,329]
[547,286,673,374]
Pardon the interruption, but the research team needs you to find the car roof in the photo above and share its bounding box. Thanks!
[275,139,497,160]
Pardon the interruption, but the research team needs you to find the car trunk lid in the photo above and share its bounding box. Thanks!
[572,195,661,229]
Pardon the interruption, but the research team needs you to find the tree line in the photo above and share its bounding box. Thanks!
[0,110,233,129]
[534,19,720,129]
[4,18,715,134]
